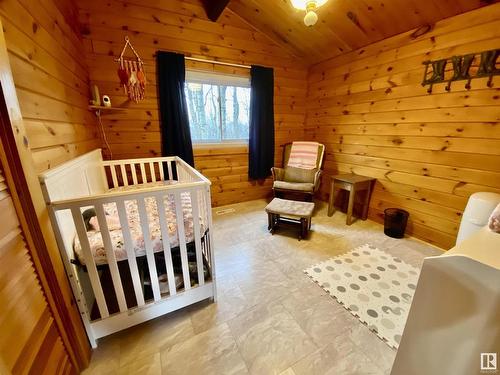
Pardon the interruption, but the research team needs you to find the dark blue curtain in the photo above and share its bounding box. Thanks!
[157,51,194,167]
[248,65,274,180]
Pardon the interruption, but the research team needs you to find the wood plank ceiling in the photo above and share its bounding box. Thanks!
[228,0,496,64]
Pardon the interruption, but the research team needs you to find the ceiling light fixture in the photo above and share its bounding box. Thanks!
[290,0,328,27]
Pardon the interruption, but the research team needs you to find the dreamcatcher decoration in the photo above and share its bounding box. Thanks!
[116,36,146,102]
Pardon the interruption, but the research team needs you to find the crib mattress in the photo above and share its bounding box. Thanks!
[73,185,206,266]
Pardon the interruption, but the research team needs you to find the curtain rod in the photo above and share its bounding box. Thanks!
[185,56,251,69]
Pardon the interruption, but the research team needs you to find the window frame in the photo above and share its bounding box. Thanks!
[185,70,251,144]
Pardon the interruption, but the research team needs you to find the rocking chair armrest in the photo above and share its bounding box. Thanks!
[271,167,285,181]
[313,169,323,192]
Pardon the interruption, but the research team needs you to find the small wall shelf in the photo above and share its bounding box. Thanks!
[88,105,127,115]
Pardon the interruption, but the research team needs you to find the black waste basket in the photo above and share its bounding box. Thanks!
[384,208,409,238]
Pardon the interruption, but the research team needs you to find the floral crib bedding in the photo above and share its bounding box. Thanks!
[73,188,206,266]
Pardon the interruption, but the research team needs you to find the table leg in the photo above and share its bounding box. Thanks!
[328,179,336,217]
[347,186,355,225]
[267,212,272,230]
[362,182,372,220]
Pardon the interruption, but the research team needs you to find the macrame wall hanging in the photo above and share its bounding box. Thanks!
[116,36,146,102]
[422,49,499,93]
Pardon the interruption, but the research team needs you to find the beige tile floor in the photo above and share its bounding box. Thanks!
[83,199,442,375]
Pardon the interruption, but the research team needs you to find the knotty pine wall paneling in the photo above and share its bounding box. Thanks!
[305,4,500,249]
[77,0,308,207]
[0,2,96,370]
[0,0,100,173]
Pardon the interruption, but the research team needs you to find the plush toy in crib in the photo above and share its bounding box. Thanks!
[82,208,121,232]
[488,203,500,233]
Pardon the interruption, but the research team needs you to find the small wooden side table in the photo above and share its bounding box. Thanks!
[327,174,375,225]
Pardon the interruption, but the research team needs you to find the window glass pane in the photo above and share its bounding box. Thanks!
[184,77,250,143]
[185,82,221,142]
[221,86,250,140]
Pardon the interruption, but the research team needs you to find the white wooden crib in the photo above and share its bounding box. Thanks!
[39,149,216,347]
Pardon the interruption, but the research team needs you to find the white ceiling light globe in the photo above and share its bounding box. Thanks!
[304,10,318,26]
[291,0,328,10]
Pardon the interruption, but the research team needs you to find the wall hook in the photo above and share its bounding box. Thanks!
[487,76,494,88]
[465,78,472,90]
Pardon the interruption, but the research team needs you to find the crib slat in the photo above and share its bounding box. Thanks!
[189,190,205,286]
[199,189,206,235]
[149,162,157,182]
[120,164,128,186]
[94,204,128,313]
[167,161,173,180]
[110,166,118,188]
[136,197,161,301]
[158,162,164,181]
[155,194,176,296]
[178,165,185,182]
[131,164,138,185]
[176,165,182,182]
[116,200,145,306]
[71,207,109,319]
[182,164,191,182]
[204,186,216,292]
[173,191,191,290]
[140,163,147,184]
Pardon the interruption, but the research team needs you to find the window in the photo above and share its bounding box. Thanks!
[184,71,251,143]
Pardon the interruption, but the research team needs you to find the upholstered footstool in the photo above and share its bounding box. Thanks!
[265,198,315,240]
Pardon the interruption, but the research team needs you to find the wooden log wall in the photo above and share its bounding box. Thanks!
[0,0,99,173]
[305,4,500,249]
[0,11,93,372]
[77,0,308,207]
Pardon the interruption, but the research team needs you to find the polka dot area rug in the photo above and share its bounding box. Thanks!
[304,244,420,349]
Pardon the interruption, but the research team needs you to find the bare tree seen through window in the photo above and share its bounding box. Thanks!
[185,82,250,142]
